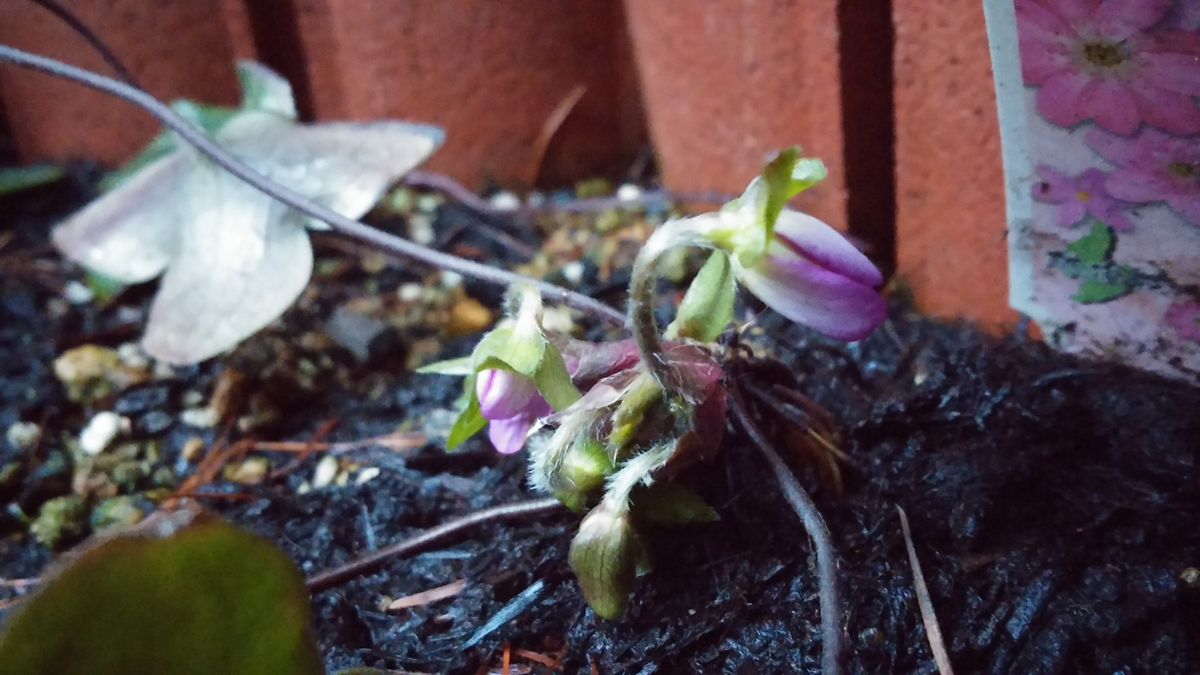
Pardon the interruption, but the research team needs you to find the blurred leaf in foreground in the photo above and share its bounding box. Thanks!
[0,506,322,675]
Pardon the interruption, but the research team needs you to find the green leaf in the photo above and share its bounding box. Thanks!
[568,505,638,620]
[760,148,828,241]
[84,271,126,306]
[669,251,735,342]
[1072,280,1131,304]
[447,387,487,450]
[632,483,719,525]
[533,343,582,411]
[1068,222,1116,265]
[236,61,297,119]
[0,164,64,196]
[472,327,545,377]
[416,355,474,375]
[761,147,800,238]
[0,509,322,675]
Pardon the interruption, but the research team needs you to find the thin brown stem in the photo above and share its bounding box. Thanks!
[306,497,564,592]
[729,387,844,675]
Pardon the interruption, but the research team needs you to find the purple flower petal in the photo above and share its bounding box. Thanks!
[738,241,886,341]
[487,415,537,455]
[1093,0,1172,39]
[476,369,538,420]
[773,210,882,287]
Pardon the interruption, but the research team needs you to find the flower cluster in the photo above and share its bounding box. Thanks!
[430,149,885,618]
[1018,0,1200,231]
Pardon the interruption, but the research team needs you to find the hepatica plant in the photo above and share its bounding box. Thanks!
[53,61,443,365]
[426,149,886,618]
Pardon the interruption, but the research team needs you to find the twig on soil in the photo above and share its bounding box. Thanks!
[306,497,564,592]
[385,578,467,611]
[729,388,844,675]
[0,44,629,329]
[897,506,955,675]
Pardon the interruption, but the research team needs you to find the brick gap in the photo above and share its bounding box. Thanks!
[836,0,898,276]
[241,0,314,120]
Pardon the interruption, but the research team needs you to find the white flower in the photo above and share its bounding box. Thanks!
[53,62,443,364]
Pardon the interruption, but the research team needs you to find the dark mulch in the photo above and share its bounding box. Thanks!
[2,177,1198,674]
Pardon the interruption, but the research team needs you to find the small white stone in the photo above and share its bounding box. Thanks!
[562,261,585,286]
[115,306,143,324]
[355,467,381,485]
[63,280,94,305]
[5,421,41,451]
[408,213,435,245]
[116,342,150,370]
[397,283,424,303]
[79,412,127,456]
[312,455,339,489]
[440,271,463,289]
[180,406,219,429]
[525,191,546,208]
[616,183,643,202]
[489,190,521,211]
[181,391,205,407]
[541,306,577,335]
[416,193,443,213]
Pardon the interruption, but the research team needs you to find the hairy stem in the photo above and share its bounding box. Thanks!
[0,44,628,329]
[306,497,564,592]
[729,387,844,675]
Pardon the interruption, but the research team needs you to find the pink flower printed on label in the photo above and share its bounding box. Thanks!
[1032,165,1135,230]
[1164,300,1200,342]
[1016,0,1200,135]
[1088,127,1200,223]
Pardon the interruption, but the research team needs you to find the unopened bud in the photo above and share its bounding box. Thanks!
[568,504,638,620]
[553,439,612,511]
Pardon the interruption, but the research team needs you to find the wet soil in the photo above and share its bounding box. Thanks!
[2,177,1199,674]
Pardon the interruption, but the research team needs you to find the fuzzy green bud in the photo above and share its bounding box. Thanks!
[568,504,639,620]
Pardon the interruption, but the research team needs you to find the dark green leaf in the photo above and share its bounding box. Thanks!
[1067,222,1116,265]
[0,509,321,675]
[447,387,487,450]
[632,483,719,525]
[1072,280,1131,304]
[670,251,735,342]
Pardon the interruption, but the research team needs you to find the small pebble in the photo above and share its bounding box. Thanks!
[63,280,94,305]
[415,193,443,213]
[116,342,150,370]
[312,455,339,489]
[397,283,424,303]
[5,421,41,451]
[226,457,270,485]
[180,407,219,429]
[408,213,435,245]
[562,261,585,286]
[90,495,145,531]
[355,467,381,485]
[616,183,643,202]
[180,437,206,463]
[79,411,128,456]
[440,271,464,289]
[446,296,494,336]
[31,495,88,549]
[489,190,521,211]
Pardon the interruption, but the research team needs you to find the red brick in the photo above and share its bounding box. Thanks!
[623,0,847,229]
[893,0,1017,330]
[291,0,647,189]
[0,1,247,165]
